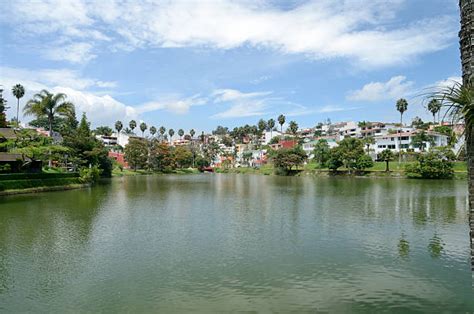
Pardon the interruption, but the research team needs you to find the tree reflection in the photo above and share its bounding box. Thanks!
[398,235,410,258]
[428,234,444,258]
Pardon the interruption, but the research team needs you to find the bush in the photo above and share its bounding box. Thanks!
[355,154,374,170]
[0,172,78,181]
[405,149,454,179]
[79,166,102,183]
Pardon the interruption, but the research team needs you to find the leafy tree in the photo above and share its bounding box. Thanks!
[115,121,123,134]
[327,138,369,171]
[278,114,285,133]
[174,146,193,168]
[405,148,454,179]
[94,126,113,136]
[140,122,147,137]
[411,116,426,129]
[288,120,298,136]
[434,125,457,146]
[212,125,229,136]
[168,129,175,142]
[327,147,344,170]
[257,119,267,135]
[379,149,394,172]
[195,155,210,169]
[273,146,307,174]
[124,138,148,170]
[0,88,8,127]
[150,141,175,172]
[354,154,374,170]
[178,128,184,139]
[129,120,137,133]
[411,131,434,152]
[427,99,441,123]
[149,126,157,137]
[202,141,220,163]
[312,139,330,167]
[24,90,74,137]
[12,84,25,125]
[267,118,275,139]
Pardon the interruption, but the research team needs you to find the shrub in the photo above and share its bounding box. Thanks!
[405,149,454,179]
[79,166,102,183]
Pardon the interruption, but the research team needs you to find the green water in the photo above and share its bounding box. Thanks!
[0,174,472,312]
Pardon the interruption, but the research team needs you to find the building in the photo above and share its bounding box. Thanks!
[373,131,449,155]
[108,151,129,168]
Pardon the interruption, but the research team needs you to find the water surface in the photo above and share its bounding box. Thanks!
[0,174,472,312]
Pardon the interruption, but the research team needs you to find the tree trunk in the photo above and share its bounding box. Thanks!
[48,116,53,167]
[468,126,474,270]
[398,113,402,165]
[16,98,19,127]
[385,160,389,172]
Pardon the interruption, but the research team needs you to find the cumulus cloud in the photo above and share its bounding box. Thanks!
[136,95,207,115]
[347,76,414,102]
[211,89,273,118]
[3,0,456,66]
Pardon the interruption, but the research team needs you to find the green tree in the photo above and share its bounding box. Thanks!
[23,90,74,137]
[328,138,369,172]
[94,126,113,136]
[12,84,25,126]
[190,129,195,138]
[273,146,307,174]
[411,131,434,152]
[312,139,330,167]
[149,126,157,137]
[168,129,175,142]
[150,141,175,172]
[159,126,166,140]
[115,121,123,134]
[427,99,442,123]
[129,120,137,133]
[174,146,193,168]
[178,128,184,139]
[267,118,275,139]
[396,98,408,164]
[405,148,454,179]
[362,136,375,154]
[288,120,298,136]
[139,122,147,137]
[257,119,267,136]
[379,149,394,172]
[278,114,285,134]
[0,88,8,127]
[124,138,148,170]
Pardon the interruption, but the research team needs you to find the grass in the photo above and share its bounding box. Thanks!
[0,177,82,192]
[112,167,201,177]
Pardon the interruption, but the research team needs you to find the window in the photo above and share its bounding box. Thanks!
[401,136,409,141]
[378,145,386,148]
[388,145,396,149]
[391,138,395,141]
[400,144,409,149]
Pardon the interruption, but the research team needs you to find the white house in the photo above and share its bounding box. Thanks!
[262,130,282,145]
[302,137,338,158]
[372,131,449,155]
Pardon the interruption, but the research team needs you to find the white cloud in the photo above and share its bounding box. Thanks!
[432,76,462,89]
[347,75,414,102]
[211,89,273,118]
[4,0,456,67]
[136,95,207,115]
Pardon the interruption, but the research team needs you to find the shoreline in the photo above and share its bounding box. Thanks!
[0,183,90,196]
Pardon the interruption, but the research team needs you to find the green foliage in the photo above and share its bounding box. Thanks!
[327,147,344,170]
[379,149,394,172]
[326,138,372,171]
[129,120,137,131]
[94,126,113,136]
[269,136,280,145]
[396,98,408,115]
[124,138,148,170]
[411,131,434,151]
[288,120,298,135]
[195,155,210,169]
[433,125,456,146]
[115,121,123,133]
[312,139,330,167]
[0,177,81,192]
[405,148,454,179]
[354,154,374,170]
[79,165,101,183]
[0,88,8,127]
[150,141,175,172]
[273,146,307,174]
[174,146,193,168]
[277,114,285,132]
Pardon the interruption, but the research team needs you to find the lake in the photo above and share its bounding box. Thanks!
[0,174,472,312]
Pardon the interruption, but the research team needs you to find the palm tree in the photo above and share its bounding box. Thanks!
[115,120,123,134]
[129,120,137,133]
[362,136,375,154]
[427,99,442,124]
[12,84,25,126]
[178,128,184,139]
[190,129,195,138]
[24,90,74,137]
[168,129,175,143]
[396,98,408,164]
[267,118,275,140]
[140,122,147,137]
[379,149,394,172]
[159,126,166,141]
[278,114,285,134]
[150,126,157,137]
[288,120,298,136]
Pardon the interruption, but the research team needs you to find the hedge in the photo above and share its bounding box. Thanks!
[0,172,79,181]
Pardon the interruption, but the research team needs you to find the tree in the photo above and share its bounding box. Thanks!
[149,126,157,137]
[174,146,193,168]
[212,125,229,136]
[411,131,434,152]
[12,84,25,126]
[129,120,137,133]
[379,149,394,172]
[405,148,454,179]
[159,126,166,140]
[124,138,148,170]
[396,98,408,164]
[427,99,442,123]
[94,126,113,136]
[139,122,147,137]
[288,120,298,136]
[362,136,375,154]
[278,114,285,134]
[115,121,123,134]
[328,137,368,171]
[0,88,9,127]
[168,129,175,142]
[273,146,307,174]
[312,139,330,167]
[178,128,184,139]
[150,140,175,172]
[411,116,425,129]
[24,90,75,137]
[257,119,267,136]
[190,129,195,138]
[267,118,275,139]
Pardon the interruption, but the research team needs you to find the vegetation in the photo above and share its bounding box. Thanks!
[12,84,25,125]
[273,146,307,174]
[0,88,8,127]
[312,139,330,167]
[379,149,394,172]
[405,148,455,179]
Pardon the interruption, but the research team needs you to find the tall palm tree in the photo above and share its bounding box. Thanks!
[396,98,408,164]
[12,84,25,126]
[168,129,175,143]
[288,120,298,145]
[24,90,74,137]
[278,114,285,134]
[427,99,442,124]
[178,129,184,139]
[362,136,375,154]
[150,126,157,137]
[140,122,147,137]
[159,126,166,141]
[129,120,137,133]
[115,120,123,134]
[267,118,275,140]
[190,129,195,138]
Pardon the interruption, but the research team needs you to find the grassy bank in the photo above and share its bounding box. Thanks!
[0,172,86,195]
[112,167,200,177]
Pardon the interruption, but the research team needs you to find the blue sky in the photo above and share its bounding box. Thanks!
[0,0,461,133]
